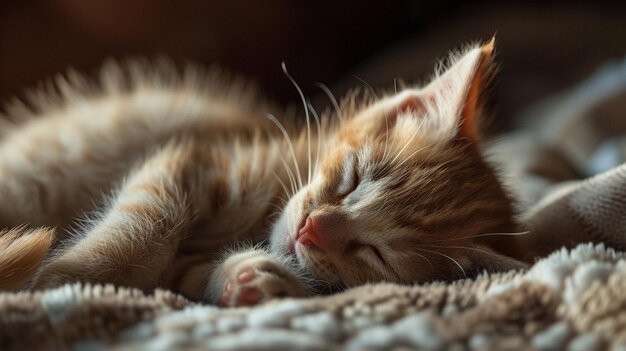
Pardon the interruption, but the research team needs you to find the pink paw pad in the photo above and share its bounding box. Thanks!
[237,267,256,284]
[219,281,233,306]
[220,267,264,307]
[236,286,262,305]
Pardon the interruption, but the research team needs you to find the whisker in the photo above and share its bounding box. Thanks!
[427,231,530,243]
[273,198,288,210]
[282,62,311,186]
[424,245,495,256]
[267,198,286,213]
[272,171,292,198]
[307,102,322,177]
[269,193,287,204]
[267,211,283,220]
[394,145,428,169]
[314,82,343,122]
[415,247,466,278]
[414,253,434,271]
[277,153,297,195]
[380,110,391,165]
[351,75,378,99]
[267,113,303,189]
[389,118,426,165]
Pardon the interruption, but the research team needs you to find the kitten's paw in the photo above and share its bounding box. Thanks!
[218,253,307,307]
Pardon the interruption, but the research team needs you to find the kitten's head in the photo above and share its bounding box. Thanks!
[270,40,525,289]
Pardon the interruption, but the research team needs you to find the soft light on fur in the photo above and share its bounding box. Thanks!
[0,40,526,305]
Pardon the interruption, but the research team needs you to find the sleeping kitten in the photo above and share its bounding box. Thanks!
[0,40,526,306]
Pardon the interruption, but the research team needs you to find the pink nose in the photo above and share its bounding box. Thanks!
[296,213,345,251]
[297,216,321,249]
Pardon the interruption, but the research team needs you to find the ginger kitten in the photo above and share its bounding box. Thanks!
[0,40,525,306]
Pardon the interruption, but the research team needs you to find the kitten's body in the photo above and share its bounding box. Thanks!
[0,64,312,300]
[0,41,526,306]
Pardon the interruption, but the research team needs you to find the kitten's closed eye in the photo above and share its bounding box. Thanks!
[363,244,385,263]
[346,242,385,264]
[337,153,359,198]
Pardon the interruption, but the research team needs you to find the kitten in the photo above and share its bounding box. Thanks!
[0,40,525,307]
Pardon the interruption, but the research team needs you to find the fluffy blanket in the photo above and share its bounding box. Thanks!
[2,58,626,350]
[1,244,625,351]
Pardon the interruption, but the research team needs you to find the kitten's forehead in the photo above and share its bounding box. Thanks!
[333,103,390,144]
[333,118,439,168]
[333,100,440,153]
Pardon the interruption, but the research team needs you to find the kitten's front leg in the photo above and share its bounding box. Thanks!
[208,248,309,307]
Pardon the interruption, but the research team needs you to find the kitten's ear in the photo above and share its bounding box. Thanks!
[392,39,495,141]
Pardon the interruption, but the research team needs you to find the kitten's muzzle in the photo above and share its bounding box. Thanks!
[296,217,321,249]
[296,212,346,252]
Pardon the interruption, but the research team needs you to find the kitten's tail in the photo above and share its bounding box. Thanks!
[0,227,54,291]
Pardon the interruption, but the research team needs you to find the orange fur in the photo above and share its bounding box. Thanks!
[0,42,526,305]
[460,38,495,140]
[0,228,54,290]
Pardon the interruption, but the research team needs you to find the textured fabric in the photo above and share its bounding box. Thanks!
[1,244,625,350]
[3,58,626,350]
[488,56,626,260]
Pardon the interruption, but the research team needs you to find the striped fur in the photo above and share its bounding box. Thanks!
[0,41,526,305]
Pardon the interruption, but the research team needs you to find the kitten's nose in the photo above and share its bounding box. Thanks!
[296,213,342,251]
[297,217,321,249]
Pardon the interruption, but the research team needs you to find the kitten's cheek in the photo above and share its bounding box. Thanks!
[269,215,291,255]
[274,228,296,257]
[286,235,296,255]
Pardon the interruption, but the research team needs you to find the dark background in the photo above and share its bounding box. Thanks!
[2,0,626,132]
